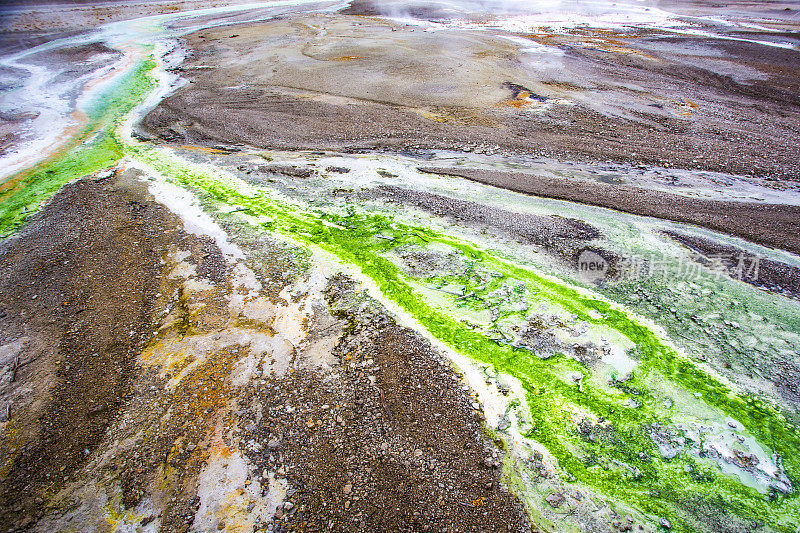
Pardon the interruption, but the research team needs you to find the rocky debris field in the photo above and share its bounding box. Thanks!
[1,1,800,532]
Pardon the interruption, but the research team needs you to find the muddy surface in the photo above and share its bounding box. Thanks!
[0,40,122,162]
[141,11,800,179]
[419,166,800,255]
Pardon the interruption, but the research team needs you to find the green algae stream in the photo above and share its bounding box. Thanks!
[0,57,157,237]
[2,50,799,531]
[131,141,800,531]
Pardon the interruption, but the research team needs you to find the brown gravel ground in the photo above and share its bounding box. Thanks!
[0,172,531,532]
[361,184,607,268]
[139,14,800,180]
[0,170,184,528]
[239,274,530,533]
[142,82,800,180]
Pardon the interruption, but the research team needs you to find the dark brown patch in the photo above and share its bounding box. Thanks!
[0,173,182,527]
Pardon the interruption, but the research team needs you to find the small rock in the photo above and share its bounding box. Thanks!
[545,493,565,508]
[326,166,350,174]
[660,517,672,529]
[343,483,352,494]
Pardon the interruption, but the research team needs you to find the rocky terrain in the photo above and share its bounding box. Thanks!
[1,1,800,532]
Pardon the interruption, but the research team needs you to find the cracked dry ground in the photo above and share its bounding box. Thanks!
[0,172,530,532]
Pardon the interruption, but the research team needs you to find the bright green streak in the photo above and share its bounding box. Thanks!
[3,54,798,532]
[0,58,156,236]
[131,143,800,532]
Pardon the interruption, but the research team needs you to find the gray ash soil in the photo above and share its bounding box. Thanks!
[361,184,610,268]
[372,185,601,246]
[22,42,120,69]
[0,171,184,528]
[140,13,800,180]
[239,274,529,533]
[142,81,800,180]
[419,166,800,256]
[229,157,618,276]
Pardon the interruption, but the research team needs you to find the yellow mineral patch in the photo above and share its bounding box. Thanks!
[521,30,656,59]
[240,296,277,327]
[675,98,700,116]
[104,498,145,531]
[418,110,449,123]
